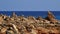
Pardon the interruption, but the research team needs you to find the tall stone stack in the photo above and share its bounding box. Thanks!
[12,12,17,18]
[45,11,58,23]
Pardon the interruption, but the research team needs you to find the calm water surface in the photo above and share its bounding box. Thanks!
[0,11,60,20]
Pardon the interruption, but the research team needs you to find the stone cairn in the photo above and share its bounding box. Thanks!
[0,11,60,34]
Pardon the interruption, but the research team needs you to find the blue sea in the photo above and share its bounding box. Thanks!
[0,11,60,20]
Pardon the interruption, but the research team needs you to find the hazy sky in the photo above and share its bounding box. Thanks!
[0,0,60,11]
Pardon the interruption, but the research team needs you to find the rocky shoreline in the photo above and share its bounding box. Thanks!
[0,11,60,34]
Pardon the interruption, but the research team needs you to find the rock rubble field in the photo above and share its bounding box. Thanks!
[0,11,60,34]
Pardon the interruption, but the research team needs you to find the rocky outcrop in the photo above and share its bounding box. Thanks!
[12,12,17,17]
[0,12,60,34]
[45,11,58,23]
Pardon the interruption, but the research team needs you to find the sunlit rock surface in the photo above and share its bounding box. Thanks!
[45,11,58,23]
[0,11,60,34]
